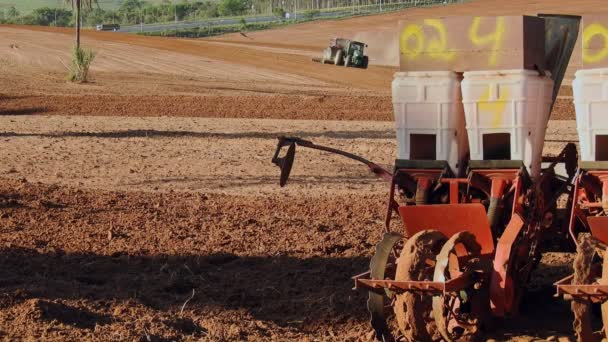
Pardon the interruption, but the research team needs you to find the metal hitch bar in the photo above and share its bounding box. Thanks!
[271,136,392,187]
[555,274,608,303]
[353,271,478,295]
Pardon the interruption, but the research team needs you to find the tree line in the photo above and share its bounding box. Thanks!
[0,1,222,27]
[0,0,450,27]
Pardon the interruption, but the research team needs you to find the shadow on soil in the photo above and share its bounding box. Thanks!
[0,107,48,116]
[488,286,576,340]
[122,174,382,189]
[0,247,370,327]
[0,95,33,101]
[0,247,582,339]
[0,129,394,140]
[0,94,46,115]
[33,300,113,329]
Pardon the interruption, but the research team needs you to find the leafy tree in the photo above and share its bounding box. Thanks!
[117,0,144,23]
[202,2,219,18]
[54,8,74,26]
[7,5,19,19]
[175,3,189,20]
[303,9,319,20]
[83,8,111,26]
[218,0,247,16]
[119,0,144,12]
[21,7,72,26]
[272,7,285,19]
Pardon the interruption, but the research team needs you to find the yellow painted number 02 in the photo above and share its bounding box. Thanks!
[401,17,506,66]
[400,19,454,61]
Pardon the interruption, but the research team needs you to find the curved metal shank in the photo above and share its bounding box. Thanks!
[271,136,393,187]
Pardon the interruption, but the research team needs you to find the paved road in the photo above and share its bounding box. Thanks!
[116,10,353,33]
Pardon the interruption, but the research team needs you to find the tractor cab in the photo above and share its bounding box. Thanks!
[345,40,368,68]
[347,41,366,56]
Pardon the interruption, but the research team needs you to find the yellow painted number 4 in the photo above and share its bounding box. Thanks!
[468,17,506,66]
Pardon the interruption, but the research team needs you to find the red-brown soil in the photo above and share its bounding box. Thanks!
[0,114,582,340]
[0,178,578,341]
[0,178,383,340]
[0,94,393,120]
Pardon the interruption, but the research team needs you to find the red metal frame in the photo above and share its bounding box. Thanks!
[557,169,608,301]
[384,168,445,232]
[399,203,494,255]
[366,165,530,317]
[361,160,581,322]
[569,171,608,244]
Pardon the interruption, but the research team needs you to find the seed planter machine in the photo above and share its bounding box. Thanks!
[272,14,583,341]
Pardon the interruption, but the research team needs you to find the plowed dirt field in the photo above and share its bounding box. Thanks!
[0,0,606,340]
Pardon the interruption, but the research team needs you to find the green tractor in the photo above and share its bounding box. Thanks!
[315,38,369,69]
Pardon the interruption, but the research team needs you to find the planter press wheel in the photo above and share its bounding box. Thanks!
[394,230,447,341]
[367,232,402,342]
[432,231,490,342]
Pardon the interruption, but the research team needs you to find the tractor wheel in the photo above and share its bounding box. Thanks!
[571,233,598,341]
[362,56,369,69]
[345,57,351,67]
[432,231,490,342]
[334,50,343,66]
[367,232,403,342]
[394,230,447,341]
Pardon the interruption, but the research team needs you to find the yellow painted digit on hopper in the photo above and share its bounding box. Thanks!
[583,23,608,64]
[468,17,506,66]
[478,85,509,128]
[424,19,455,61]
[400,24,424,59]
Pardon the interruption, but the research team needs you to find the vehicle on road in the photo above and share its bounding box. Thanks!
[96,24,120,32]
